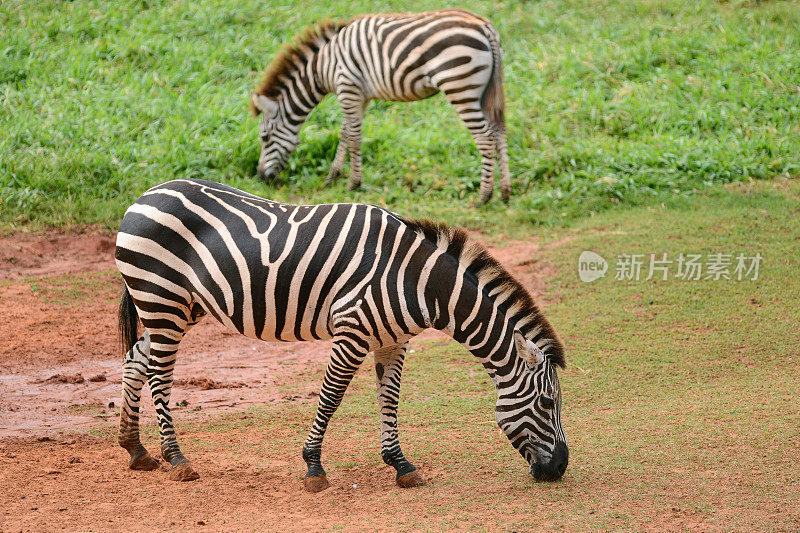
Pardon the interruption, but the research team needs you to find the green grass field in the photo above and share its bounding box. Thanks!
[115,181,794,530]
[1,0,798,529]
[2,0,799,230]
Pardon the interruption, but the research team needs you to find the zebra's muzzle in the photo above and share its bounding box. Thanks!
[530,441,568,481]
[257,164,278,181]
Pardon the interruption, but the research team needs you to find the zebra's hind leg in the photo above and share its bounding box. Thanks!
[302,336,369,492]
[119,331,161,471]
[441,88,498,204]
[473,128,497,205]
[495,128,511,202]
[145,311,203,482]
[374,343,425,488]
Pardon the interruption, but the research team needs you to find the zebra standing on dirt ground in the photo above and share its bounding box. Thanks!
[251,9,511,204]
[115,178,567,491]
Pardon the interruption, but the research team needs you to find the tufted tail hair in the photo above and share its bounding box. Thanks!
[119,284,139,357]
[480,24,505,131]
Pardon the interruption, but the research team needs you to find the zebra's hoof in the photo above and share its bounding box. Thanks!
[169,462,200,482]
[396,469,426,488]
[129,453,160,471]
[346,182,361,191]
[304,474,331,493]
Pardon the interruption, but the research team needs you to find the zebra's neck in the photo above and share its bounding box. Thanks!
[397,221,562,387]
[274,65,327,131]
[421,247,552,389]
[449,285,527,388]
[273,36,338,129]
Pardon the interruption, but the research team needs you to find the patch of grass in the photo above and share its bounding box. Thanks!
[66,402,106,417]
[25,269,119,307]
[123,182,800,530]
[1,0,799,231]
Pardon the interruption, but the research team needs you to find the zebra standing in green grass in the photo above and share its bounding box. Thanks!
[251,9,511,204]
[115,179,568,491]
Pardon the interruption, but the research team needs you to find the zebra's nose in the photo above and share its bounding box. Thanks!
[530,441,568,481]
[257,161,278,181]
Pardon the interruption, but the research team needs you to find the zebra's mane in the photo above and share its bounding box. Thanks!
[405,218,565,368]
[251,18,353,115]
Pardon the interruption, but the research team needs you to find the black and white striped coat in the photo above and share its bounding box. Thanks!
[115,179,567,488]
[251,9,510,204]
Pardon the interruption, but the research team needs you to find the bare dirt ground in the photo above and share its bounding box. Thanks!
[0,230,332,436]
[0,229,562,532]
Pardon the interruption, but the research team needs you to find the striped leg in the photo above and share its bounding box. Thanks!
[336,85,366,191]
[374,343,425,487]
[325,123,349,183]
[495,128,511,202]
[143,310,204,481]
[119,331,160,471]
[442,92,497,204]
[302,336,369,492]
[473,127,496,204]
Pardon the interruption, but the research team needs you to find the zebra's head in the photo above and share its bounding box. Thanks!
[251,93,299,181]
[495,331,568,481]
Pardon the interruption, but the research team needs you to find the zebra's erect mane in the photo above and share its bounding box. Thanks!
[250,18,352,114]
[404,218,566,368]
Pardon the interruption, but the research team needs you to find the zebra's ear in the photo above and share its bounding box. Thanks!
[514,331,545,366]
[251,93,279,118]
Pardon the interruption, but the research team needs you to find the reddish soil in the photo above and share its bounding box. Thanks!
[0,231,117,280]
[1,230,794,531]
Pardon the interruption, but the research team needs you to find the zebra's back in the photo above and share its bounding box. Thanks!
[115,179,428,345]
[331,10,498,102]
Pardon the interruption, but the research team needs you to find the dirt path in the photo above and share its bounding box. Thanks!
[0,431,536,532]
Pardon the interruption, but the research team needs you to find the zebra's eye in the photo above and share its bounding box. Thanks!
[260,119,272,141]
[540,396,555,409]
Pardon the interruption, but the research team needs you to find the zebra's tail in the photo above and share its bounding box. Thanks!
[481,24,505,132]
[119,284,139,356]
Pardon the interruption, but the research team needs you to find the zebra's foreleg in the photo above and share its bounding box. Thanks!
[302,336,368,492]
[119,331,160,471]
[337,89,366,191]
[146,323,199,482]
[345,117,364,191]
[374,343,425,488]
[325,124,349,183]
